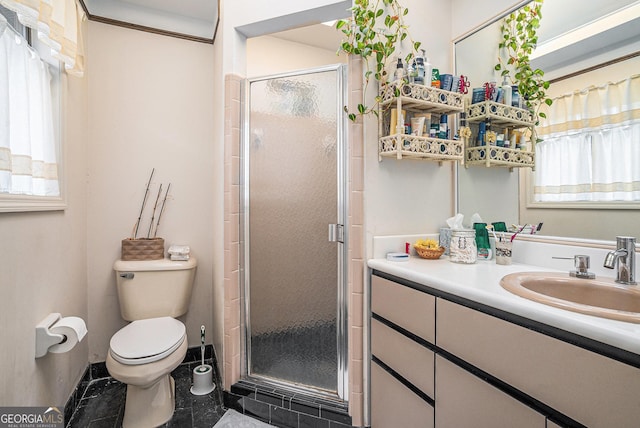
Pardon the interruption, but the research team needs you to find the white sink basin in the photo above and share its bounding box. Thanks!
[500,272,640,323]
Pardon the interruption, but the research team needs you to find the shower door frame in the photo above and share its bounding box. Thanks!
[240,64,349,401]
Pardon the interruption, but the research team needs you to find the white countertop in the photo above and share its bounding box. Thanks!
[368,257,640,355]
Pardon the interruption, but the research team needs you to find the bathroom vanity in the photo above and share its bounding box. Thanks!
[368,256,640,428]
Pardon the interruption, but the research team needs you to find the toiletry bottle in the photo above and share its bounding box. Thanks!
[501,78,512,106]
[407,59,416,84]
[395,57,404,82]
[439,115,449,139]
[423,51,432,88]
[414,54,425,85]
[511,85,520,108]
[477,121,486,146]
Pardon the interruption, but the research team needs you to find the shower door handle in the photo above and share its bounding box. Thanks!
[328,224,344,243]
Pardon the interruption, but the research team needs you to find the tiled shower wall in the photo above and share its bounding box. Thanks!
[223,56,366,426]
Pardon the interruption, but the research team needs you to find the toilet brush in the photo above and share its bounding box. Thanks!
[190,325,215,395]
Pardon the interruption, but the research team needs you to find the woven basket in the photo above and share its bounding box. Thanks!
[414,245,445,259]
[121,238,165,261]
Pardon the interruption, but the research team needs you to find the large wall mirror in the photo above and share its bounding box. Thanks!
[455,0,640,240]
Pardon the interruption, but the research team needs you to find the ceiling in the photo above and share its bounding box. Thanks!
[81,0,220,42]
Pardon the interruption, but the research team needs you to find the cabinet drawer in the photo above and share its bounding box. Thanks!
[371,275,435,342]
[371,318,434,398]
[435,355,545,428]
[371,361,434,428]
[436,298,640,428]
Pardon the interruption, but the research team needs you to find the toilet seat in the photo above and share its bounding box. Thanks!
[110,317,186,365]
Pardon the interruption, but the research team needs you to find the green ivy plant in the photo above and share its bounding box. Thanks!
[494,0,552,134]
[336,0,420,122]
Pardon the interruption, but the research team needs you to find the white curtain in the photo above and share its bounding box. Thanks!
[0,13,59,196]
[0,0,85,76]
[535,74,640,202]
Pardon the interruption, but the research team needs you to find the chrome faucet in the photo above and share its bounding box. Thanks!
[603,236,636,285]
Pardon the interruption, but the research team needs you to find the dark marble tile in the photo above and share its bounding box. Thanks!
[90,362,110,380]
[166,407,192,428]
[242,397,271,423]
[183,344,214,363]
[269,405,298,428]
[231,382,257,399]
[87,416,118,428]
[256,390,285,407]
[319,406,351,425]
[290,397,320,417]
[191,398,222,428]
[223,391,244,413]
[299,413,330,428]
[328,422,353,428]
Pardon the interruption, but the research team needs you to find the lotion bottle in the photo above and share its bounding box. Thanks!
[501,78,512,106]
[422,50,432,87]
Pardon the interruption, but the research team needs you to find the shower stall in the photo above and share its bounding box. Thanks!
[241,65,349,401]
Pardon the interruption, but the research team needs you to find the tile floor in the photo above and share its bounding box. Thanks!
[66,360,226,428]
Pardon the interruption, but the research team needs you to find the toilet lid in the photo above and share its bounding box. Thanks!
[110,317,185,365]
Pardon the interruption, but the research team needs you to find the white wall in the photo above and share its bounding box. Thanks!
[0,72,88,405]
[364,0,456,256]
[247,35,346,77]
[86,22,216,362]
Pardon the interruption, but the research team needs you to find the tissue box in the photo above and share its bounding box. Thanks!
[121,238,165,261]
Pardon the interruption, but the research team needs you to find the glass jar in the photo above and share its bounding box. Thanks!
[449,229,477,264]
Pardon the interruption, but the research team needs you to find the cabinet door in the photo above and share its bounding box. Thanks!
[371,275,435,342]
[436,298,640,427]
[371,361,434,428]
[435,355,545,428]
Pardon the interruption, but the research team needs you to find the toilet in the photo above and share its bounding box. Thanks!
[107,257,197,428]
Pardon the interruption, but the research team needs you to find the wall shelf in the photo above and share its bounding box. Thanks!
[378,81,464,163]
[463,100,535,170]
[465,146,534,171]
[379,134,464,162]
[465,100,535,127]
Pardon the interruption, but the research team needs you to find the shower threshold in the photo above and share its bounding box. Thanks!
[224,379,352,428]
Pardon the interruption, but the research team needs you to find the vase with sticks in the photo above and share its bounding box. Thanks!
[121,168,171,261]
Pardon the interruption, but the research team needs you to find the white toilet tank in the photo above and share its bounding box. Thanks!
[113,258,197,321]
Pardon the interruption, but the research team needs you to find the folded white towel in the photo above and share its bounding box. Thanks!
[170,254,190,261]
[168,245,191,255]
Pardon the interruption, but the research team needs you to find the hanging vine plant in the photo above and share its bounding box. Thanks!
[336,0,420,122]
[494,0,552,135]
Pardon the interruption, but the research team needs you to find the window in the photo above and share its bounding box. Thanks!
[0,4,63,211]
[534,74,640,204]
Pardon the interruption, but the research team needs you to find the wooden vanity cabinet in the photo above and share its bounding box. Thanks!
[370,271,640,428]
[436,298,640,428]
[370,275,435,428]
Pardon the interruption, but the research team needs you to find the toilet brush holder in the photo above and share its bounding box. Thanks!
[190,364,215,395]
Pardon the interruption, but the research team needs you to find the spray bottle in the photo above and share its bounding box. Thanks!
[394,56,405,82]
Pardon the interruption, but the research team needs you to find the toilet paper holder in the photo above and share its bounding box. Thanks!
[35,312,87,358]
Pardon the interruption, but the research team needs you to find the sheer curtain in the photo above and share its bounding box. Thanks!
[1,0,84,198]
[535,74,640,202]
[0,13,58,196]
[0,0,85,76]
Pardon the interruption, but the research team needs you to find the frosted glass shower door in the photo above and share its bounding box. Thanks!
[244,66,347,397]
